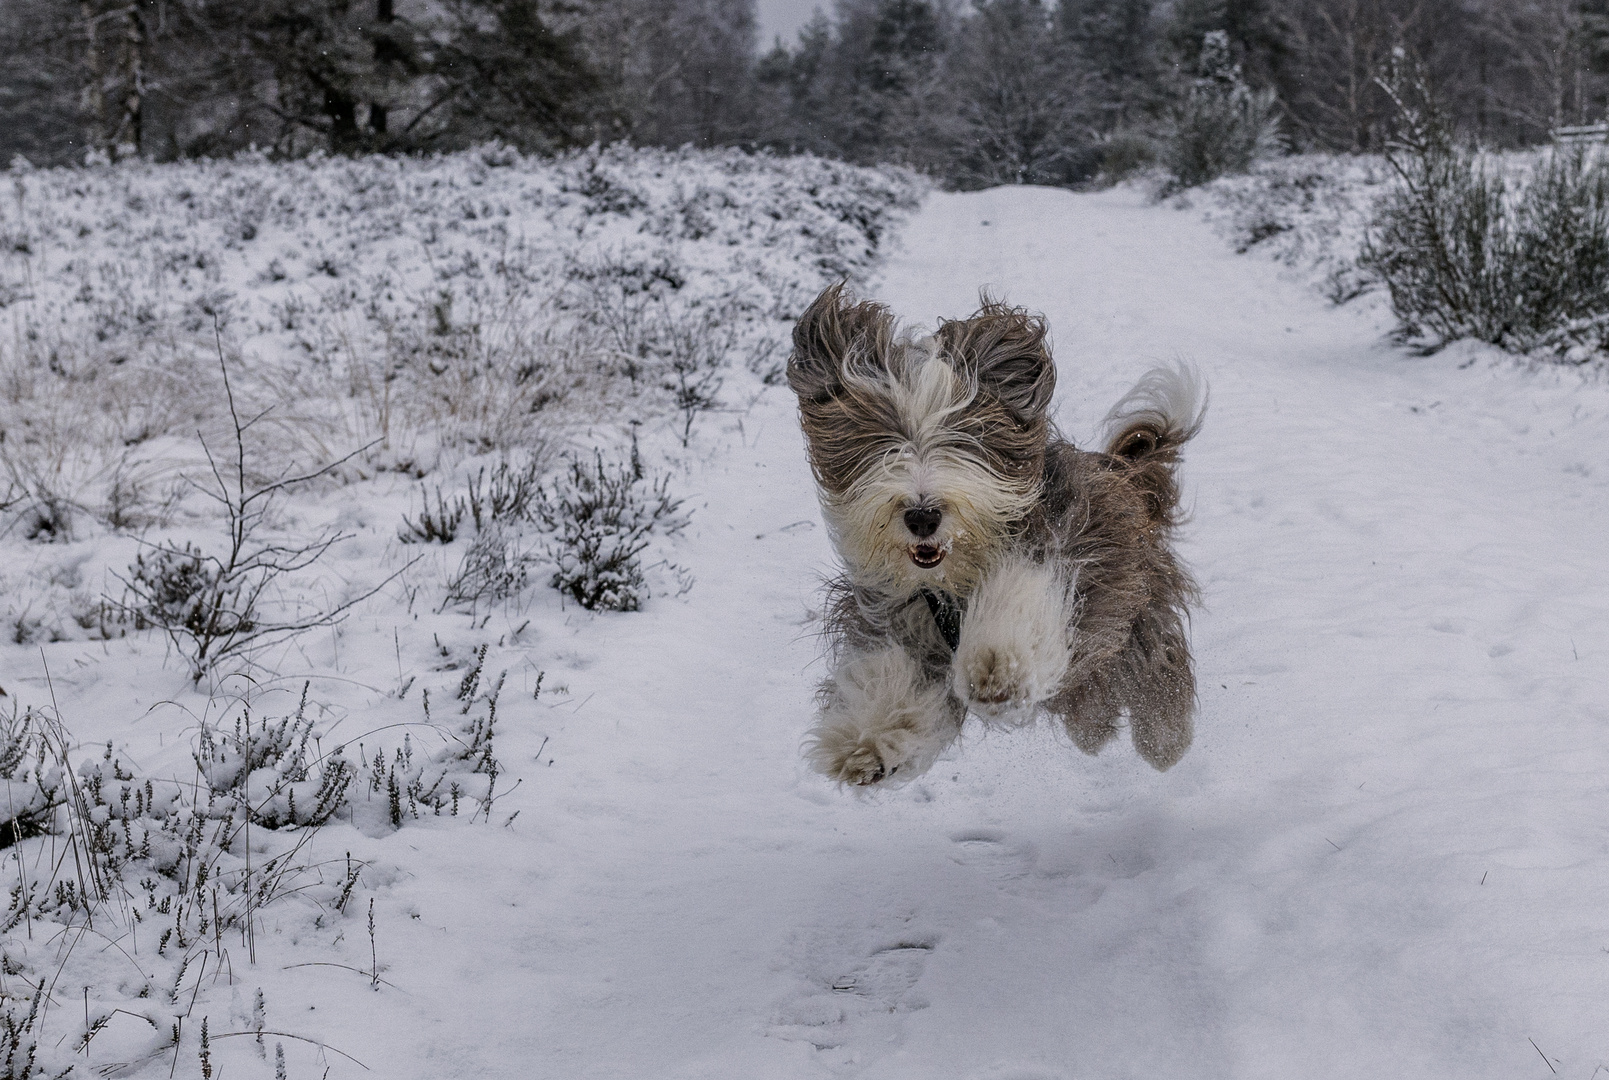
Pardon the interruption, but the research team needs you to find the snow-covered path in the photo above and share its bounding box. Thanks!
[371,186,1609,1080]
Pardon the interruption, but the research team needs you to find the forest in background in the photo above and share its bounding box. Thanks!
[3,0,1609,185]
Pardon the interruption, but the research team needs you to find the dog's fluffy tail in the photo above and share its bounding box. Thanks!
[1101,362,1207,525]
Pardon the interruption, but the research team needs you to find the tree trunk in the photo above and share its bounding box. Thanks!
[113,4,145,158]
[325,85,360,145]
[80,0,108,158]
[372,0,395,135]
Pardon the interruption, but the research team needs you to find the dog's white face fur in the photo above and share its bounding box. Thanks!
[819,338,1038,597]
[788,288,1055,601]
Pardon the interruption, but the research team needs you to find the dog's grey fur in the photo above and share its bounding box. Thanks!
[789,284,1205,785]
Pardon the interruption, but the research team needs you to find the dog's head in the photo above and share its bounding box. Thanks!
[787,284,1054,596]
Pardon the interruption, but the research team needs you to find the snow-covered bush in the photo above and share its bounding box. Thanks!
[0,666,509,1077]
[1361,140,1609,359]
[0,985,47,1080]
[0,705,60,849]
[192,691,356,829]
[442,528,537,611]
[1200,58,1609,366]
[368,646,508,825]
[1358,141,1510,347]
[1162,32,1283,193]
[572,283,750,443]
[420,443,689,613]
[112,360,391,682]
[401,457,543,545]
[534,445,688,612]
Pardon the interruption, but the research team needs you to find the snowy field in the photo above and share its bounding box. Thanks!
[2,154,1608,1080]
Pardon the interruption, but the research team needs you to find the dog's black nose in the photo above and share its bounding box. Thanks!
[903,505,942,538]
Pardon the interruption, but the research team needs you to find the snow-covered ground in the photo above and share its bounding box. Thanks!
[4,171,1608,1079]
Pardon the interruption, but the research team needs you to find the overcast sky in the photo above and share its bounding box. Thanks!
[755,0,825,49]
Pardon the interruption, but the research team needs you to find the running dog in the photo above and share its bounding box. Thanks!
[788,284,1206,786]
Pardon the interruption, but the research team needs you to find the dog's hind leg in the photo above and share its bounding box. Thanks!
[1046,669,1123,756]
[1116,607,1196,770]
[806,645,963,787]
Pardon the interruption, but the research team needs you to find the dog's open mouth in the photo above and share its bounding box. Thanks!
[909,543,945,569]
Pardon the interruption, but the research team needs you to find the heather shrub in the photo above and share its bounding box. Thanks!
[1360,86,1609,358]
[534,444,687,612]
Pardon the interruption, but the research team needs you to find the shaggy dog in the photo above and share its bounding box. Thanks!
[788,284,1206,786]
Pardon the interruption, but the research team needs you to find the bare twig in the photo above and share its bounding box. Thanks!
[1531,1037,1558,1074]
[210,1030,369,1070]
[107,329,407,680]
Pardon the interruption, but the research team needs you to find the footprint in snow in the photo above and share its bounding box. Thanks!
[769,939,938,1052]
[829,942,933,1002]
[949,830,1038,880]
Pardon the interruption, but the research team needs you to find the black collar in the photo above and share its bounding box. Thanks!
[920,588,963,652]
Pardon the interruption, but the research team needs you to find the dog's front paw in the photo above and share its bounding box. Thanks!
[955,645,1037,717]
[952,557,1072,719]
[806,646,960,787]
[814,732,895,786]
[838,746,890,786]
[806,719,917,786]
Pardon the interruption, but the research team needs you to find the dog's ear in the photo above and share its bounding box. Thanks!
[788,283,894,404]
[937,298,1055,422]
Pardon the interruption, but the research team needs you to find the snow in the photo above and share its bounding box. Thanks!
[4,169,1609,1079]
[1195,152,1386,302]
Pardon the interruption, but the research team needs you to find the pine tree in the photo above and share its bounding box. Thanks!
[433,0,596,151]
[1058,0,1163,134]
[1161,29,1282,190]
[238,0,432,155]
[1165,0,1293,93]
[949,0,1086,186]
[834,0,951,164]
[753,0,952,168]
[753,13,836,154]
[558,0,758,147]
